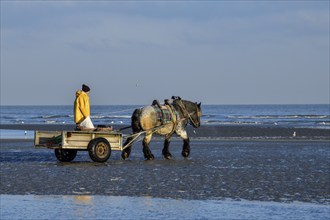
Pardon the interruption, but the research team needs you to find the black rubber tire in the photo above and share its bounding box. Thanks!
[88,138,111,162]
[54,149,77,162]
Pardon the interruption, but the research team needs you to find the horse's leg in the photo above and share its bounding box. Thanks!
[182,137,190,158]
[177,130,190,158]
[142,133,154,160]
[162,135,172,160]
[121,137,133,160]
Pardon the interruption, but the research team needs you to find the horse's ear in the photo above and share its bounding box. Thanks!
[172,96,181,100]
[198,102,201,107]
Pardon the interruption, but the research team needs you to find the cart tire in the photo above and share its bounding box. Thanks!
[55,149,77,162]
[88,138,111,162]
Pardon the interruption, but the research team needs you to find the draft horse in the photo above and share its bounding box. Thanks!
[121,96,202,160]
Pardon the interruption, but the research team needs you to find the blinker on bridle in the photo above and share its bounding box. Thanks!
[176,100,200,128]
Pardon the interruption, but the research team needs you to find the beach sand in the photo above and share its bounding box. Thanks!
[1,123,329,204]
[1,124,329,219]
[1,123,329,140]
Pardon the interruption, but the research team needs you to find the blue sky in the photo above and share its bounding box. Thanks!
[1,1,329,105]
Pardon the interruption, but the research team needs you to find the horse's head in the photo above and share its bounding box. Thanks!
[174,98,202,128]
[190,101,202,128]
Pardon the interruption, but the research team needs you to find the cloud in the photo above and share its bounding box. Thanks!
[3,2,328,52]
[1,1,329,104]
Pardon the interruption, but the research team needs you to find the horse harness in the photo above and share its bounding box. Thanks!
[152,98,200,130]
[152,100,179,134]
[174,100,200,128]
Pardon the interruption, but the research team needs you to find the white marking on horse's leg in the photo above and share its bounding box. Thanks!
[177,130,188,140]
[177,130,190,158]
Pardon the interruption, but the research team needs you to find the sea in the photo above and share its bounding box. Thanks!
[1,104,329,128]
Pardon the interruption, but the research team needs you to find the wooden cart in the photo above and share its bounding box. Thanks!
[34,130,140,162]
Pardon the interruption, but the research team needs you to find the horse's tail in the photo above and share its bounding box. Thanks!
[131,108,142,133]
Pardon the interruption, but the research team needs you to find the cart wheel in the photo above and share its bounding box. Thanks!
[55,149,77,162]
[88,138,111,162]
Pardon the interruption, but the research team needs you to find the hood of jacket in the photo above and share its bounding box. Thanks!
[76,90,83,97]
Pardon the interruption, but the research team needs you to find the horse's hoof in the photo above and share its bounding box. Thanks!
[182,151,189,158]
[164,154,172,160]
[121,152,128,160]
[144,153,154,160]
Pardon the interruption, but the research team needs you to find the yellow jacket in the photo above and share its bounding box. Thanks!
[74,90,91,124]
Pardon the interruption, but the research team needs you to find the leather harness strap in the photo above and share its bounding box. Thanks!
[153,101,178,135]
[175,100,199,128]
[165,103,177,135]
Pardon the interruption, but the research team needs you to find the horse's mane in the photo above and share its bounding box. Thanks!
[172,99,197,110]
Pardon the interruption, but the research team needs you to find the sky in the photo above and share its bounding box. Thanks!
[1,1,329,105]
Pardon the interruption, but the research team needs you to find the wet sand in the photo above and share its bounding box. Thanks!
[1,123,329,140]
[1,136,329,205]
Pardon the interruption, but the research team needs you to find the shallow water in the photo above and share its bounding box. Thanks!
[1,195,329,220]
[0,129,34,139]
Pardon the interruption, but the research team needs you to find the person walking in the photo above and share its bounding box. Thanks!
[74,84,94,130]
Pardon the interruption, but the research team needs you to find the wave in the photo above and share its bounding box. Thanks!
[1,116,16,120]
[201,120,330,127]
[32,115,72,119]
[30,114,131,120]
[202,114,216,118]
[226,115,330,119]
[91,115,131,119]
[318,122,330,125]
[227,115,329,119]
[202,120,271,125]
[45,120,57,124]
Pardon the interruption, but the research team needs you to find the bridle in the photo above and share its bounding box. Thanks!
[176,100,200,128]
